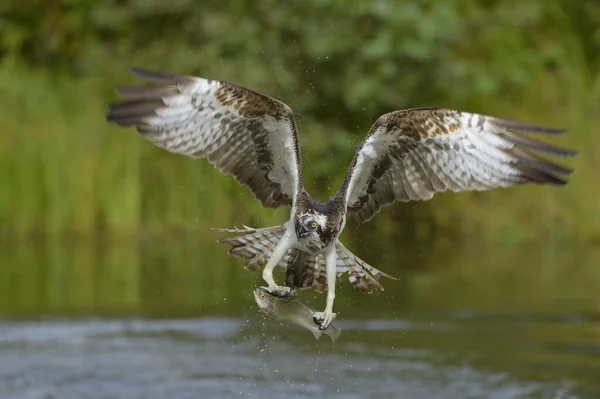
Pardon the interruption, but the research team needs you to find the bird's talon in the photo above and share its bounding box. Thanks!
[263,285,291,298]
[313,310,336,329]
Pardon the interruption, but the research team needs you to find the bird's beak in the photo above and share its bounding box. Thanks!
[296,224,309,239]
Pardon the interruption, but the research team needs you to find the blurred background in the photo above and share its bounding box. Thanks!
[0,1,599,398]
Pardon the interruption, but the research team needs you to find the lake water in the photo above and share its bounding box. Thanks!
[1,238,599,398]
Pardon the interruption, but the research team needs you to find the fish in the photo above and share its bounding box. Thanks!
[253,287,342,344]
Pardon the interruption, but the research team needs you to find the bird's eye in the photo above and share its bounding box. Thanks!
[260,293,265,299]
[310,221,318,229]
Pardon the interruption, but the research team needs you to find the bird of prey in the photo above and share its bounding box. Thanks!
[106,68,575,329]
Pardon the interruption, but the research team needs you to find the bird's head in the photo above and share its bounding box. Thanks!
[295,211,327,240]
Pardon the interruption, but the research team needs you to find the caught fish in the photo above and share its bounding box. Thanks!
[253,287,342,344]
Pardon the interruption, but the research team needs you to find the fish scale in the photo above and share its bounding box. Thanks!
[253,287,341,344]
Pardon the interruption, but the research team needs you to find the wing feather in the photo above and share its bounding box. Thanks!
[214,224,287,270]
[107,68,302,209]
[343,108,576,224]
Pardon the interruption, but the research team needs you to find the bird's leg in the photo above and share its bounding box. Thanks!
[261,229,292,298]
[314,245,337,329]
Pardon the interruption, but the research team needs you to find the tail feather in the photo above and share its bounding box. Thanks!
[305,241,395,294]
[285,250,314,290]
[215,225,396,294]
[312,254,328,293]
[213,224,287,271]
[335,240,397,293]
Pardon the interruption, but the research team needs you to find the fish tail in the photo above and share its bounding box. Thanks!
[311,329,323,340]
[329,325,342,345]
[213,224,287,271]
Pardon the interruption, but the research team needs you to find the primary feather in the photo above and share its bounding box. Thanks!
[342,108,576,224]
[107,68,302,209]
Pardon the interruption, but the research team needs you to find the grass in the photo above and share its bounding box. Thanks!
[0,57,598,245]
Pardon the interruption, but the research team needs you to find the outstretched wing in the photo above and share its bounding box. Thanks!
[106,68,302,209]
[342,108,576,224]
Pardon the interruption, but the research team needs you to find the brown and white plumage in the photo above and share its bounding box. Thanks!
[107,69,575,329]
[213,224,288,271]
[343,108,576,224]
[214,224,394,294]
[107,68,301,209]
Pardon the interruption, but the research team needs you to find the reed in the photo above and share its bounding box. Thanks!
[0,58,597,244]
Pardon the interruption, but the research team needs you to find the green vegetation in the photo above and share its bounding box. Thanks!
[1,0,598,244]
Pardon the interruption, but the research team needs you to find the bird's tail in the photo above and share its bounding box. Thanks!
[334,240,397,293]
[213,224,288,271]
[279,240,397,294]
[213,224,396,294]
[214,224,323,291]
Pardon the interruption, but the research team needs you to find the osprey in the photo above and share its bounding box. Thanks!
[106,68,575,329]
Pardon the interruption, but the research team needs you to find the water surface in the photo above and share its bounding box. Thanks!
[1,239,598,398]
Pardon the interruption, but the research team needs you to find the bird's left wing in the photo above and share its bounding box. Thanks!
[342,108,576,224]
[106,68,302,209]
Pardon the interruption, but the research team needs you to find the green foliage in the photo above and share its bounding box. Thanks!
[0,0,598,243]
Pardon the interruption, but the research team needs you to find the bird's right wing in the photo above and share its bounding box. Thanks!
[107,68,302,209]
